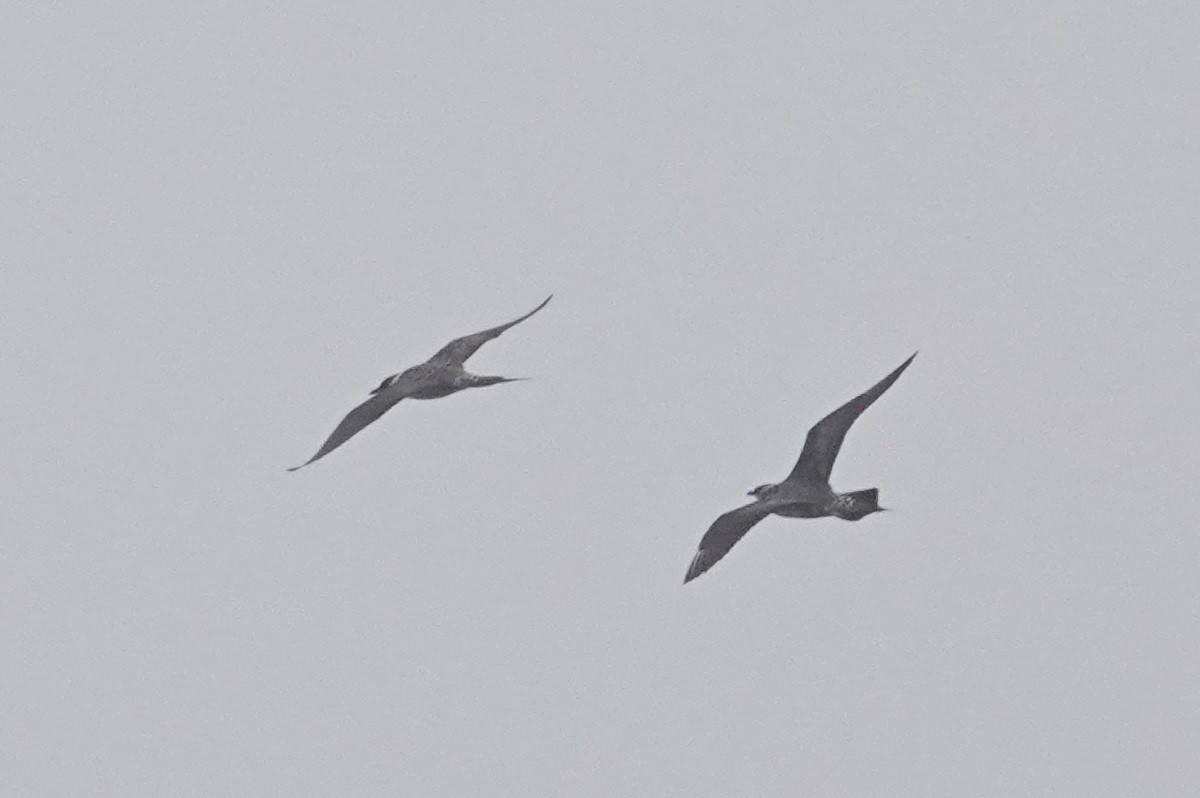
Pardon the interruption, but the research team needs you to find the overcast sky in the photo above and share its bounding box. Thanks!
[4,3,1198,796]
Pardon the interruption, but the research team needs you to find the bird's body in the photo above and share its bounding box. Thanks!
[289,295,551,471]
[372,363,511,400]
[684,353,916,583]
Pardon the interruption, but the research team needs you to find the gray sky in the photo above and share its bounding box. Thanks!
[4,3,1198,795]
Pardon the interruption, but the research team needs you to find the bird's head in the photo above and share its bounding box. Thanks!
[747,484,774,499]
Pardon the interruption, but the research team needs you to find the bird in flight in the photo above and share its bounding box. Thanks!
[289,295,552,471]
[684,352,916,583]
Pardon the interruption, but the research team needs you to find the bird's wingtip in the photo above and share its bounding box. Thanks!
[683,551,708,584]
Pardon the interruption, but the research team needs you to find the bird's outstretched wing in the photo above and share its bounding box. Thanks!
[785,352,917,485]
[428,294,552,367]
[288,376,420,471]
[684,502,778,583]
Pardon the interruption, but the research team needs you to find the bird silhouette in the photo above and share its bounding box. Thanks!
[289,295,551,471]
[684,352,916,583]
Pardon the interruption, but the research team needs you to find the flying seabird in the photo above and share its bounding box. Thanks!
[684,352,916,583]
[288,294,552,471]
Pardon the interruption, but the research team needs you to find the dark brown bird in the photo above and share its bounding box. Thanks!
[289,295,551,471]
[684,352,916,583]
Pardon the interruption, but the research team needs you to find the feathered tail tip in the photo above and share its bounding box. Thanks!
[472,375,530,387]
[835,488,883,520]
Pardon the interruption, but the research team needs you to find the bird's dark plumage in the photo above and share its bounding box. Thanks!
[684,352,916,583]
[429,294,551,368]
[786,353,916,484]
[289,295,551,471]
[685,501,779,583]
[288,373,421,472]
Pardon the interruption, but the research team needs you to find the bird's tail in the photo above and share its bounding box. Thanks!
[834,488,882,520]
[469,375,529,387]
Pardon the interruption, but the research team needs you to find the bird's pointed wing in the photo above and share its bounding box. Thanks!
[428,294,551,367]
[786,352,917,484]
[684,502,777,583]
[288,377,419,471]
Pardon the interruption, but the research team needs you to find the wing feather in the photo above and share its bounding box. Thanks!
[785,352,916,485]
[428,295,551,367]
[684,502,776,583]
[288,377,418,471]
